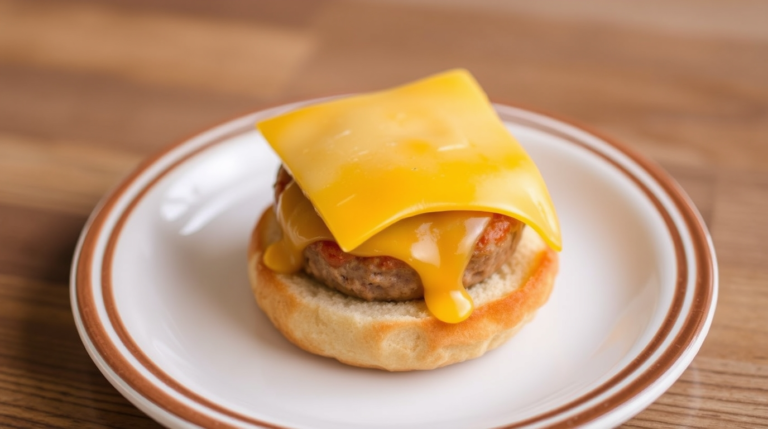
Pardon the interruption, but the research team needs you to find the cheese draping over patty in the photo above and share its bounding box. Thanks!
[258,69,561,253]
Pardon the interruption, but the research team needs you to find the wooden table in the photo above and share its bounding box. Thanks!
[1,0,766,427]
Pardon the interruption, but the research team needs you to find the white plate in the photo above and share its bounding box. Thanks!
[71,102,717,428]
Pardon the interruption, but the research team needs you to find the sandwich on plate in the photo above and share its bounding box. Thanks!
[248,69,561,371]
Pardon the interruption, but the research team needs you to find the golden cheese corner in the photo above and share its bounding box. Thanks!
[257,69,561,323]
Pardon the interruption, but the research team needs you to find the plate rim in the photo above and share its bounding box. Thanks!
[70,100,718,428]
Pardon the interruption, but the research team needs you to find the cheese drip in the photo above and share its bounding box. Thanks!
[264,181,492,323]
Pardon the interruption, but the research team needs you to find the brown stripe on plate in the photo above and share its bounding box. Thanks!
[75,132,242,428]
[75,121,285,428]
[76,97,330,427]
[492,108,688,428]
[99,126,289,429]
[492,107,711,427]
[74,101,715,428]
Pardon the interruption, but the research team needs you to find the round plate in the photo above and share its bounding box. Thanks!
[71,101,717,428]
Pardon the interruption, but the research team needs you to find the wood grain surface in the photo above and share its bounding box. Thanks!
[1,0,766,427]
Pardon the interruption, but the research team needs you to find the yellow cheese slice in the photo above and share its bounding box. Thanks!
[258,69,561,252]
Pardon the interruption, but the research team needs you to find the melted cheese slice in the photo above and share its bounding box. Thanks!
[258,69,561,252]
[264,181,491,323]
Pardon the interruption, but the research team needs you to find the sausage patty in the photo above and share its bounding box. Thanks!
[273,166,525,302]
